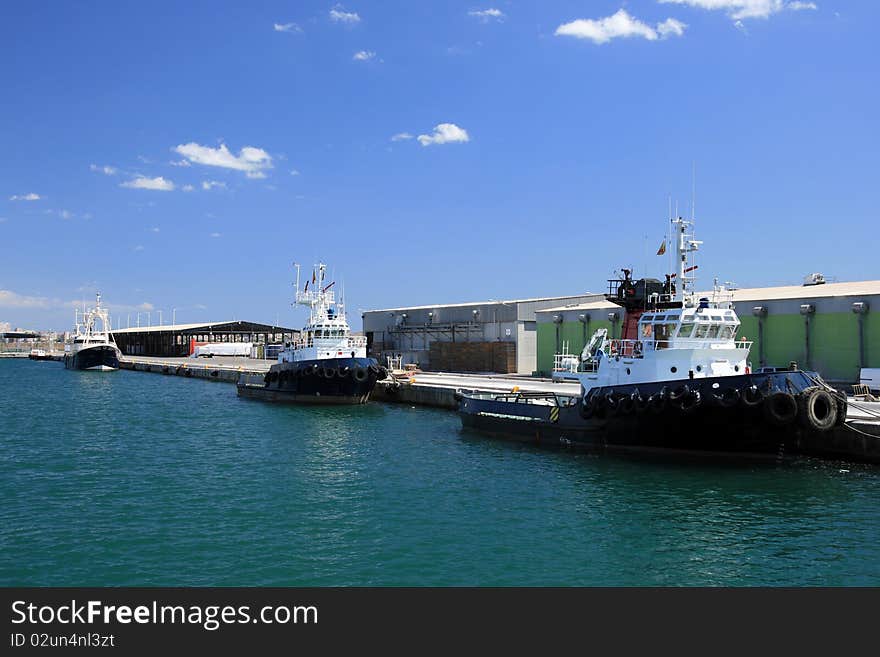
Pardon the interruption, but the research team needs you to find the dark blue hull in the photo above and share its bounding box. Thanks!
[238,357,385,404]
[460,371,851,460]
[64,345,120,371]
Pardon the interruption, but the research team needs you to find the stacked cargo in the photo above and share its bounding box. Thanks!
[429,341,516,373]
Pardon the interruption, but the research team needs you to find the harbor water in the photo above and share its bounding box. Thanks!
[2,359,879,586]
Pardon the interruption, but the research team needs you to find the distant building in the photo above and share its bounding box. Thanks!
[362,294,604,374]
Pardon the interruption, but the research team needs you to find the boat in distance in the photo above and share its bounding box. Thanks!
[64,293,122,371]
[237,262,387,404]
[458,216,849,460]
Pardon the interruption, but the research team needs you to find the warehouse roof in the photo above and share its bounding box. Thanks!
[111,320,297,335]
[364,293,596,314]
[536,300,622,314]
[699,280,880,302]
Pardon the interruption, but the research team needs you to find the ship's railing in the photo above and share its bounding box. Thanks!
[289,335,367,350]
[553,353,579,373]
[605,338,752,358]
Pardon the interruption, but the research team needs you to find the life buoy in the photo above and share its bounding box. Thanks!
[353,367,368,382]
[763,391,798,426]
[741,385,763,407]
[798,388,837,432]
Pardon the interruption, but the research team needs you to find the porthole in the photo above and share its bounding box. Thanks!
[671,366,677,373]
[734,365,740,372]
[696,365,702,372]
[626,368,631,375]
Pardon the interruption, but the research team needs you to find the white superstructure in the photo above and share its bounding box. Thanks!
[279,263,367,364]
[573,217,752,393]
[67,293,122,370]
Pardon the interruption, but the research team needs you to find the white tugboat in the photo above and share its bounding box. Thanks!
[458,216,847,459]
[237,262,386,404]
[64,293,122,371]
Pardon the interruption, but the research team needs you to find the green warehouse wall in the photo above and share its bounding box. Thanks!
[538,311,877,382]
[536,319,614,375]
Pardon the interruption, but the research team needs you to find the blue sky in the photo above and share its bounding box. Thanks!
[1,1,876,330]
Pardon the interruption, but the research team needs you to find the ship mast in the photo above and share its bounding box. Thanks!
[672,217,702,305]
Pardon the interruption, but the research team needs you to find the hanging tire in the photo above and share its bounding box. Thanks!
[835,394,847,426]
[377,366,388,380]
[616,394,634,416]
[321,367,335,379]
[649,388,668,414]
[633,391,650,414]
[353,367,368,382]
[369,363,380,374]
[604,390,618,413]
[741,385,763,408]
[679,390,703,414]
[337,366,351,378]
[579,393,597,420]
[763,391,798,426]
[798,388,837,432]
[669,384,690,403]
[714,387,740,409]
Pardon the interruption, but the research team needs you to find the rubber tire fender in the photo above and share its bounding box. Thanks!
[763,391,798,427]
[741,384,764,408]
[798,388,837,432]
[353,367,369,382]
[714,387,740,409]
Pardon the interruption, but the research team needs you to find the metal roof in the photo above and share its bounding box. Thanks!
[536,300,622,314]
[111,320,297,335]
[698,280,880,302]
[364,293,595,314]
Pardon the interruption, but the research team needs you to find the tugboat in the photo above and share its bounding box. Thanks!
[459,216,847,459]
[237,262,387,404]
[64,293,122,371]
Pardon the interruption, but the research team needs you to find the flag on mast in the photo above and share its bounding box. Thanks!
[656,240,666,256]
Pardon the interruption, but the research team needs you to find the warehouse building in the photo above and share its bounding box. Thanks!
[111,320,298,358]
[535,280,879,384]
[362,294,604,374]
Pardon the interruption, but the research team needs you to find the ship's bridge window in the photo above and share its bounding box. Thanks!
[641,323,653,338]
[711,315,723,321]
[678,322,695,338]
[719,325,736,340]
[694,323,714,339]
[653,315,667,322]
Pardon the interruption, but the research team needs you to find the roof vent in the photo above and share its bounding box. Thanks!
[803,272,826,286]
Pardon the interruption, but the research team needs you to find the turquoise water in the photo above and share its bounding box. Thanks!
[2,359,879,586]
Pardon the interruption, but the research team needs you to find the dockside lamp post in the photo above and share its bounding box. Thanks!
[607,312,619,339]
[752,306,768,369]
[799,304,815,370]
[579,313,590,349]
[553,314,562,353]
[852,302,869,369]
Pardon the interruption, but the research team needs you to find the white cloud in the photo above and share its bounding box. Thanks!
[0,289,52,309]
[151,227,160,233]
[90,164,117,175]
[657,17,687,38]
[59,210,73,220]
[353,50,376,61]
[182,184,195,192]
[290,169,301,176]
[555,9,686,44]
[174,142,273,178]
[9,193,41,201]
[417,123,470,146]
[330,6,360,24]
[274,22,303,33]
[133,245,145,252]
[391,132,413,142]
[169,159,191,167]
[658,1,817,21]
[201,180,227,191]
[210,232,222,238]
[468,8,505,22]
[120,176,175,191]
